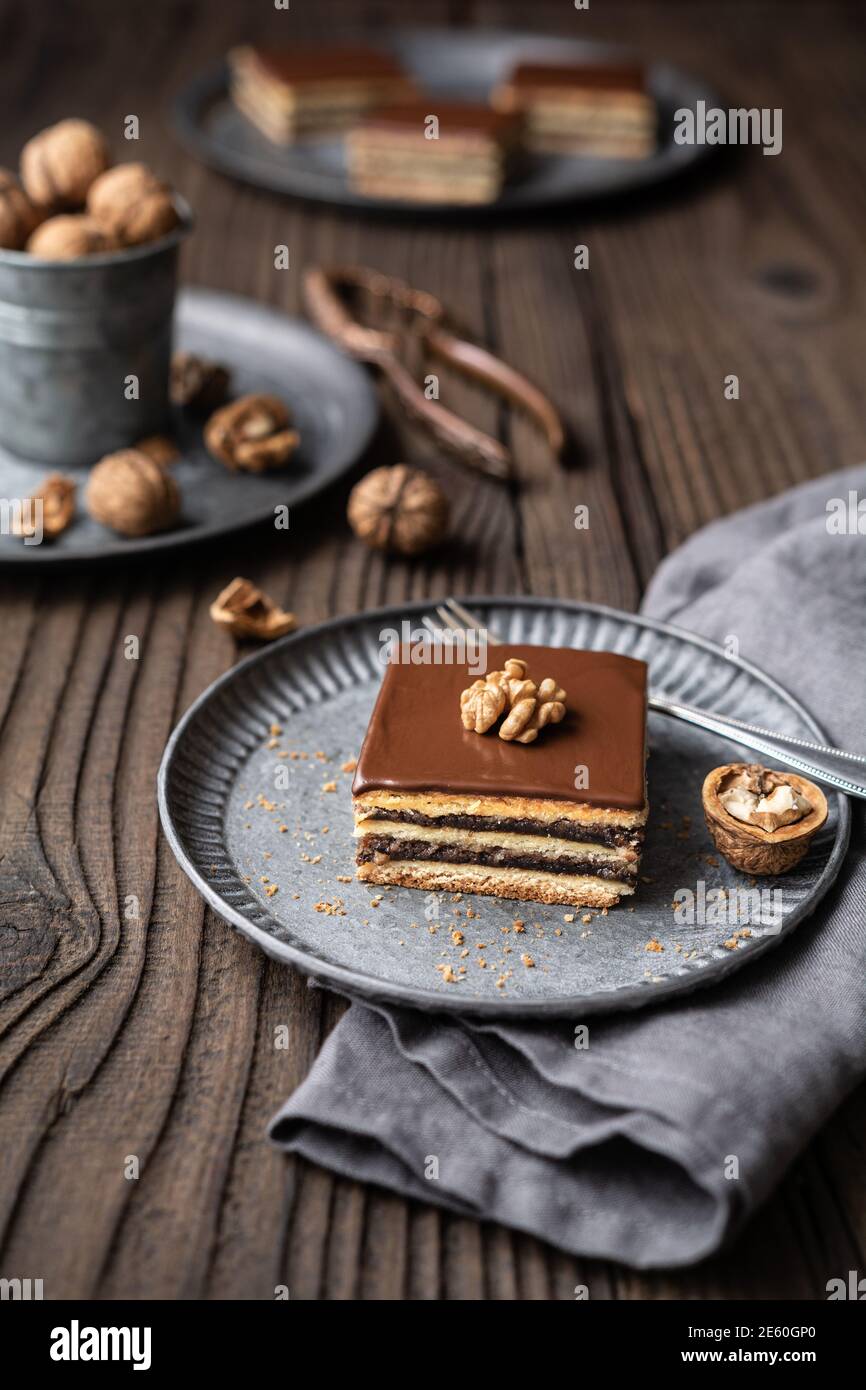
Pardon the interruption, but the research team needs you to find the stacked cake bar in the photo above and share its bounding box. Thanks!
[346,102,523,204]
[492,61,657,159]
[352,645,648,908]
[228,44,418,143]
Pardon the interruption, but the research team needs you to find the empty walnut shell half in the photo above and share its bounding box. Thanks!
[20,118,110,211]
[204,394,300,472]
[347,464,449,557]
[86,448,180,537]
[702,763,828,876]
[86,162,178,246]
[210,577,296,641]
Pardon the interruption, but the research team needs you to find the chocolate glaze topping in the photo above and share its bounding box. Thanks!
[352,643,648,811]
[505,62,646,92]
[248,45,409,85]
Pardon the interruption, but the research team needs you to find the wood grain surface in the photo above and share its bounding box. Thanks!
[0,0,863,1300]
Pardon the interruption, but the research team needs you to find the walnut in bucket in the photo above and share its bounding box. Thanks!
[86,162,178,246]
[460,656,567,744]
[0,168,42,250]
[20,118,110,210]
[204,394,300,472]
[27,214,115,260]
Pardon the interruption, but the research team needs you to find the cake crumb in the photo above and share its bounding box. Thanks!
[436,964,458,983]
[512,919,525,932]
[563,913,575,922]
[341,758,357,773]
[581,913,592,925]
[645,938,664,953]
[322,780,337,793]
[451,930,464,945]
[521,954,535,969]
[269,723,282,736]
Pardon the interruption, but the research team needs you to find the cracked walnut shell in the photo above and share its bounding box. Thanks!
[210,577,297,641]
[13,473,76,541]
[347,465,449,556]
[702,763,827,876]
[20,118,110,210]
[170,352,231,411]
[86,162,178,245]
[204,394,300,472]
[27,214,115,259]
[0,168,42,250]
[86,448,180,537]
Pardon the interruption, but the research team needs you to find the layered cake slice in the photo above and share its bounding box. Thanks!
[228,44,418,143]
[352,644,648,908]
[346,102,523,204]
[491,61,657,159]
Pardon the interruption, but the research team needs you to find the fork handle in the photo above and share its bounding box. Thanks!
[650,694,866,799]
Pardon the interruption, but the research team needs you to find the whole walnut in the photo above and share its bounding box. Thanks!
[27,214,115,260]
[204,394,300,472]
[0,168,42,249]
[87,162,178,245]
[20,118,110,210]
[86,448,180,537]
[347,465,449,556]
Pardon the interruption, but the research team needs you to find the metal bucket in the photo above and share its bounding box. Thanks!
[0,200,191,467]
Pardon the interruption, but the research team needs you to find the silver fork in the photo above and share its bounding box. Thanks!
[422,598,866,800]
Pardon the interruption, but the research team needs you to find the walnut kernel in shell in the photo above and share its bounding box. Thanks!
[347,465,449,557]
[204,394,300,472]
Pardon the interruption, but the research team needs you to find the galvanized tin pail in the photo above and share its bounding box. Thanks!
[0,200,191,467]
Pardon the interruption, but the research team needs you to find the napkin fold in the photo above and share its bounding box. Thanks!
[271,466,866,1268]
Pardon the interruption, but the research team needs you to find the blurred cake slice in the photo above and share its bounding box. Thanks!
[346,102,523,204]
[352,645,649,909]
[228,44,418,143]
[492,61,656,159]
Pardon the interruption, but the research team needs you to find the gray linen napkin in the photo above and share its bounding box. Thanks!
[271,466,866,1268]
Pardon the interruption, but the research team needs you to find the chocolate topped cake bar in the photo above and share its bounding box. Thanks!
[228,44,418,143]
[492,61,656,159]
[346,102,523,204]
[352,645,649,908]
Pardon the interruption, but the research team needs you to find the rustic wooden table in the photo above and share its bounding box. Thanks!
[1,0,863,1300]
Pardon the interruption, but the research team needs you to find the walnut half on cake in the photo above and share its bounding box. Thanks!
[351,644,649,909]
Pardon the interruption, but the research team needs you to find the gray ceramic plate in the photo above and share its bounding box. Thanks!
[173,29,721,216]
[158,599,849,1019]
[0,287,378,565]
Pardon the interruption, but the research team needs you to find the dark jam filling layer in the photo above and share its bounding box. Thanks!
[361,807,644,850]
[356,837,637,884]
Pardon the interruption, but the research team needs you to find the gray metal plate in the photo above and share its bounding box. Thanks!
[0,288,378,565]
[173,29,721,216]
[158,599,850,1019]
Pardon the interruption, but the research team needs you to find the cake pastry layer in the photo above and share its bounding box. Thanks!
[352,644,649,910]
[492,61,657,159]
[346,102,524,204]
[228,44,418,143]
